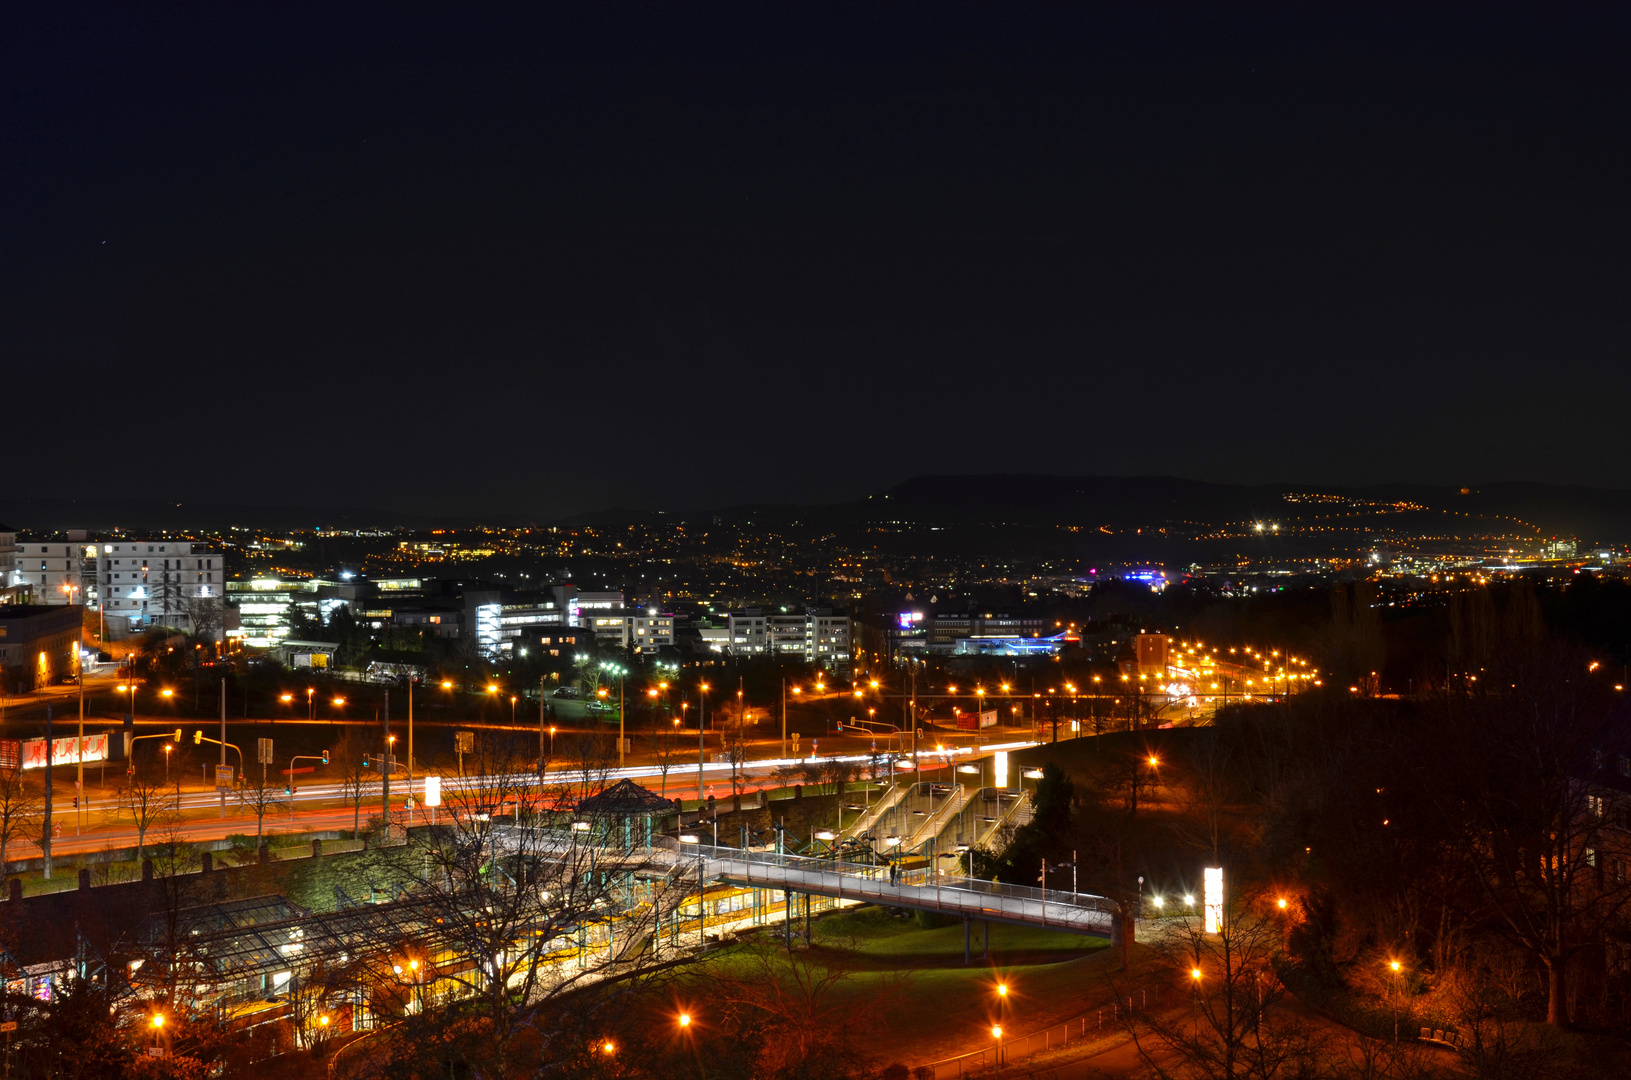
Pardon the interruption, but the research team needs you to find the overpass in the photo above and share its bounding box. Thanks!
[654,839,1117,944]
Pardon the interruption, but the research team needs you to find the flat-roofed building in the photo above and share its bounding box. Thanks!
[0,604,82,692]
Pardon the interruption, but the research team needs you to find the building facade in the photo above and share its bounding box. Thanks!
[701,609,851,665]
[0,605,83,692]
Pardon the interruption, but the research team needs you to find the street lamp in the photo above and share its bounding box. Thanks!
[991,1026,1003,1079]
[307,686,314,721]
[1388,959,1404,1043]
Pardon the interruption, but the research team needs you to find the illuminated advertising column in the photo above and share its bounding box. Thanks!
[1204,866,1223,934]
[993,750,1008,789]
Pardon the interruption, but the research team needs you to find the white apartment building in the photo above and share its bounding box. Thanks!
[0,524,19,601]
[94,540,224,633]
[8,537,224,635]
[586,610,675,654]
[703,609,851,664]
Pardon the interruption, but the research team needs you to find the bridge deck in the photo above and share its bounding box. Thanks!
[672,843,1114,937]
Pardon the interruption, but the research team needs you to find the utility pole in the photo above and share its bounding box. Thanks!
[219,678,227,819]
[76,643,85,834]
[42,705,53,880]
[539,675,548,805]
[618,673,625,767]
[697,688,706,803]
[406,675,414,824]
[909,664,918,761]
[382,689,390,837]
[781,677,787,758]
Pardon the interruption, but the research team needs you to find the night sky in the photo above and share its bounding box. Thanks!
[5,3,1628,520]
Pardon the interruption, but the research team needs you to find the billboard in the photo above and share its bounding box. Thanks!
[18,735,109,770]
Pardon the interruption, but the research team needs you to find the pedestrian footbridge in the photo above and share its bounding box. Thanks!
[656,840,1116,940]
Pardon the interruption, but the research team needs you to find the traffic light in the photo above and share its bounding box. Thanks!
[173,728,182,741]
[321,750,329,765]
[363,754,371,768]
[193,730,203,745]
[285,785,291,796]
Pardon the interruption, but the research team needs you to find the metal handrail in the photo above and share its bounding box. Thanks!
[905,783,970,849]
[684,843,1115,921]
[974,789,1031,849]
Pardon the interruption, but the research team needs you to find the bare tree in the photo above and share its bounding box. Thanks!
[332,731,374,839]
[710,940,905,1079]
[179,594,225,644]
[652,724,684,798]
[562,730,619,805]
[347,737,680,1080]
[237,761,282,850]
[117,762,179,863]
[1130,897,1320,1080]
[1424,641,1631,1027]
[0,769,43,879]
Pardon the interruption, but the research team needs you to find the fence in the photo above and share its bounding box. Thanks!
[917,992,1149,1080]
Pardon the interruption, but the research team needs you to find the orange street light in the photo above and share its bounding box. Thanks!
[678,1013,691,1028]
[280,693,293,703]
[441,679,453,689]
[160,688,174,698]
[1191,968,1202,981]
[1277,897,1288,910]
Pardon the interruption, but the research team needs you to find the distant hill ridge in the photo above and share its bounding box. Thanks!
[4,476,1631,542]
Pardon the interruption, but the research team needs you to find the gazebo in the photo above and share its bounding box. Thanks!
[574,779,680,851]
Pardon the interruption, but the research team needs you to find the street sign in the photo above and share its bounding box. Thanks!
[257,738,273,764]
[215,764,235,789]
[455,731,475,754]
[1,1020,17,1033]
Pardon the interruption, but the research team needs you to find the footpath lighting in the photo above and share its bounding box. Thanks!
[602,1040,615,1055]
[678,1012,691,1028]
[1277,897,1289,910]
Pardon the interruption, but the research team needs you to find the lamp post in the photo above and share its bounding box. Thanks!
[697,683,710,801]
[1388,959,1403,1044]
[991,1026,1003,1080]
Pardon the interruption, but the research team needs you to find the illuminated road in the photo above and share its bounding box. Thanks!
[7,741,1041,863]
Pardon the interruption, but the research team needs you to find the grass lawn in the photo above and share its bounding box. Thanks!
[685,905,1159,1069]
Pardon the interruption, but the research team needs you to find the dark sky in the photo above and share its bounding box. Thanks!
[5,3,1628,520]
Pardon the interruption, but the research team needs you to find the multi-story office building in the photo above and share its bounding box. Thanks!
[701,609,850,665]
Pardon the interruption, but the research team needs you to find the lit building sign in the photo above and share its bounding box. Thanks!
[424,775,441,807]
[993,750,1008,789]
[1204,866,1224,934]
